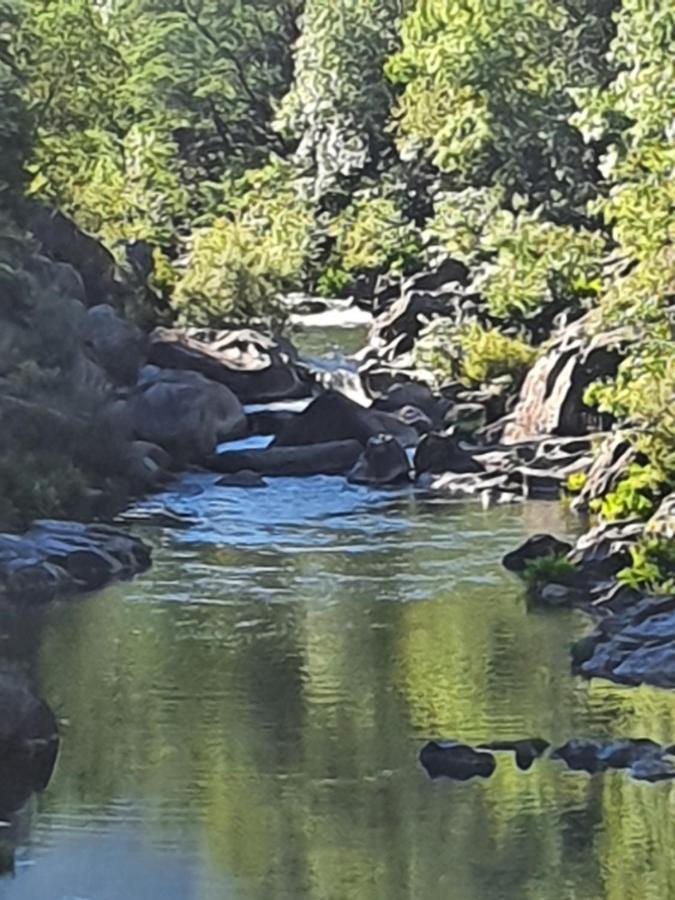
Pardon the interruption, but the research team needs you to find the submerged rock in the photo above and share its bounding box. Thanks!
[419,741,496,781]
[216,470,268,488]
[550,739,608,774]
[478,738,550,771]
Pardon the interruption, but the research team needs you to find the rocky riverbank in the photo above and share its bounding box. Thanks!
[1,216,672,691]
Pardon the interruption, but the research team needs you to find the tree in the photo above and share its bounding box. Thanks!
[277,0,406,198]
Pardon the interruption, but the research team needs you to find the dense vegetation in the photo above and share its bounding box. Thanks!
[0,0,673,540]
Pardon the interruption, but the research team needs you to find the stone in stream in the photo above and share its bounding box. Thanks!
[347,435,411,487]
[271,391,418,449]
[502,534,573,573]
[0,673,60,876]
[478,738,550,771]
[550,738,670,776]
[572,594,675,688]
[216,470,268,488]
[208,440,363,477]
[414,431,485,475]
[419,741,496,781]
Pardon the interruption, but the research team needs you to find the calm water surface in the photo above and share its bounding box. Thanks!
[2,335,675,900]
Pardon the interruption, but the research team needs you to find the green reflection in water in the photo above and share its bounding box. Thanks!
[2,496,675,900]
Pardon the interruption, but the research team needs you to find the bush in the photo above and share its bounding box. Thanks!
[594,464,666,522]
[618,539,675,595]
[328,196,422,276]
[174,162,316,325]
[523,555,577,588]
[414,320,535,388]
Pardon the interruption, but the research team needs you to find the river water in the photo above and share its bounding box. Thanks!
[2,328,675,900]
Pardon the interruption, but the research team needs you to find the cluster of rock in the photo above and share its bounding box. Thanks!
[502,492,675,688]
[419,736,675,783]
[0,520,151,603]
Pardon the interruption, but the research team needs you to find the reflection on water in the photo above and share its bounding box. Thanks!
[2,475,675,900]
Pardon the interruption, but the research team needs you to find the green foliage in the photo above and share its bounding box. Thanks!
[474,212,605,321]
[414,320,535,388]
[459,323,536,386]
[594,464,666,523]
[565,472,587,496]
[316,266,352,299]
[277,0,404,196]
[0,0,31,203]
[174,162,316,324]
[329,195,422,275]
[523,555,577,588]
[618,539,675,595]
[387,0,616,212]
[0,444,89,531]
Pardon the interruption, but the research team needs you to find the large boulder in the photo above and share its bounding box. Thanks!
[126,366,247,463]
[347,435,411,486]
[148,328,310,404]
[208,440,363,477]
[80,304,147,385]
[0,673,59,755]
[502,534,573,573]
[503,319,629,443]
[27,205,121,306]
[272,392,419,449]
[414,431,484,475]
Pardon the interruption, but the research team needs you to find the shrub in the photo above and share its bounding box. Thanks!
[328,196,422,276]
[174,162,316,325]
[414,320,535,388]
[523,556,577,588]
[594,464,666,522]
[618,539,675,595]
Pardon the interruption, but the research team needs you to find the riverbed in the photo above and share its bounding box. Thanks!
[2,328,675,900]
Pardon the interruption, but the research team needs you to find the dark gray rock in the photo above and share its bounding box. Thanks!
[272,392,418,449]
[571,434,639,513]
[414,431,484,475]
[574,595,675,688]
[348,435,411,486]
[504,318,629,444]
[216,470,268,488]
[502,534,573,573]
[478,738,550,771]
[149,328,310,404]
[0,522,151,603]
[568,519,645,581]
[208,440,363,477]
[126,366,247,463]
[419,741,496,781]
[80,304,147,385]
[551,739,606,774]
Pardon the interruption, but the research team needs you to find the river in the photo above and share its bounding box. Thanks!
[1,327,675,900]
